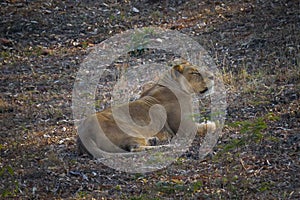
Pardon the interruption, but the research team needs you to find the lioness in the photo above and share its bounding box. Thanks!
[78,60,216,156]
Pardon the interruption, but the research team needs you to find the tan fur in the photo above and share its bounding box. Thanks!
[78,60,216,156]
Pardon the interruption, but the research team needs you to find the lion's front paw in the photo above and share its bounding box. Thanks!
[197,121,216,136]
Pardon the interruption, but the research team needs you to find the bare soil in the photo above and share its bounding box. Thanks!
[1,0,299,199]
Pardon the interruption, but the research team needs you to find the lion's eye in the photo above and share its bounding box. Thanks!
[191,72,200,76]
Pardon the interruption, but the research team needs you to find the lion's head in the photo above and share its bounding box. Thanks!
[170,59,214,95]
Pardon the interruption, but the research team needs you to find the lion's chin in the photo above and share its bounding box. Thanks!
[200,86,214,97]
[200,87,209,94]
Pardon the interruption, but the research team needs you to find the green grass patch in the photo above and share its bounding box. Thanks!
[220,113,280,153]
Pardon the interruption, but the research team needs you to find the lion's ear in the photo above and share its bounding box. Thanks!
[173,64,184,73]
[171,64,184,78]
[173,65,184,74]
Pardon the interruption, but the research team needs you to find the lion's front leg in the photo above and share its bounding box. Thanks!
[196,121,216,137]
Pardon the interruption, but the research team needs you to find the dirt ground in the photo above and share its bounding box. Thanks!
[1,0,299,199]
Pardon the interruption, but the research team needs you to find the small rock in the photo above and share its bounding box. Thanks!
[132,7,139,13]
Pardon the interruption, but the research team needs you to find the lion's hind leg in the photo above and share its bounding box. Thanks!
[121,137,158,152]
[131,145,173,152]
[123,136,172,152]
